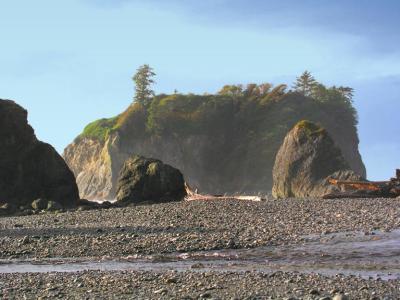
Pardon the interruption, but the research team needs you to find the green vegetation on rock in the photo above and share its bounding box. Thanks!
[70,71,365,195]
[78,71,358,144]
[78,102,147,142]
[79,117,118,141]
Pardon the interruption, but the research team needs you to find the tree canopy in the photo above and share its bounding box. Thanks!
[82,71,358,145]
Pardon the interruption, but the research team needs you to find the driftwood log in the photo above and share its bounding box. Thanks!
[184,183,264,202]
[324,169,400,199]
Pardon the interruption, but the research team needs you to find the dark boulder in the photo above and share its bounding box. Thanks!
[272,120,363,198]
[46,200,63,211]
[0,99,79,209]
[116,155,186,204]
[31,198,48,211]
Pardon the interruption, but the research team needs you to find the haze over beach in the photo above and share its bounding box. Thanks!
[0,0,399,180]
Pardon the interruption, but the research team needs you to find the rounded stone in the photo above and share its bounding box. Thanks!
[116,155,186,204]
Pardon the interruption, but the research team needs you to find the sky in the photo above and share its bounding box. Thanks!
[0,0,399,180]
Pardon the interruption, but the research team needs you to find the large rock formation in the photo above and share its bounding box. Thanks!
[64,93,366,200]
[0,99,79,208]
[116,155,186,204]
[272,120,363,198]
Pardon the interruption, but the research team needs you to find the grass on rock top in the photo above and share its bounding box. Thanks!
[79,117,118,141]
[78,103,145,142]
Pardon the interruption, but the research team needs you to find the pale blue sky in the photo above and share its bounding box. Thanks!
[0,0,399,180]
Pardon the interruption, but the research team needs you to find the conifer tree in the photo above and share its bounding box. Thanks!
[293,71,317,97]
[132,64,156,107]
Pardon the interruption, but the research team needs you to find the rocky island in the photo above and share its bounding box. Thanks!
[64,82,365,200]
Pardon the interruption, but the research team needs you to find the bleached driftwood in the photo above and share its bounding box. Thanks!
[184,183,264,202]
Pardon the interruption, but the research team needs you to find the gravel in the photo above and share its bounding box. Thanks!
[1,270,399,299]
[0,198,399,259]
[0,198,399,299]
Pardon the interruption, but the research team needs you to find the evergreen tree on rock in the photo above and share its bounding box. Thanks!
[293,70,317,97]
[132,64,156,107]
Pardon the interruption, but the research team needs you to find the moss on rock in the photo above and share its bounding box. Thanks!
[296,120,326,137]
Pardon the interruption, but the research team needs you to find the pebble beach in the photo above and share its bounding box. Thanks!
[1,198,400,299]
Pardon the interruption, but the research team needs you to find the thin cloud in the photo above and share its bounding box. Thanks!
[126,0,400,54]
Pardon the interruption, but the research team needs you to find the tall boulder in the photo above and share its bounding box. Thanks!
[0,99,79,208]
[116,155,186,204]
[272,120,363,198]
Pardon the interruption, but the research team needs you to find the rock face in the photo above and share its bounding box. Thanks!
[116,155,186,204]
[0,99,79,208]
[64,94,366,200]
[272,121,363,198]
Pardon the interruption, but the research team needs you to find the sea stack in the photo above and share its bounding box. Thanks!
[272,120,363,198]
[0,99,79,210]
